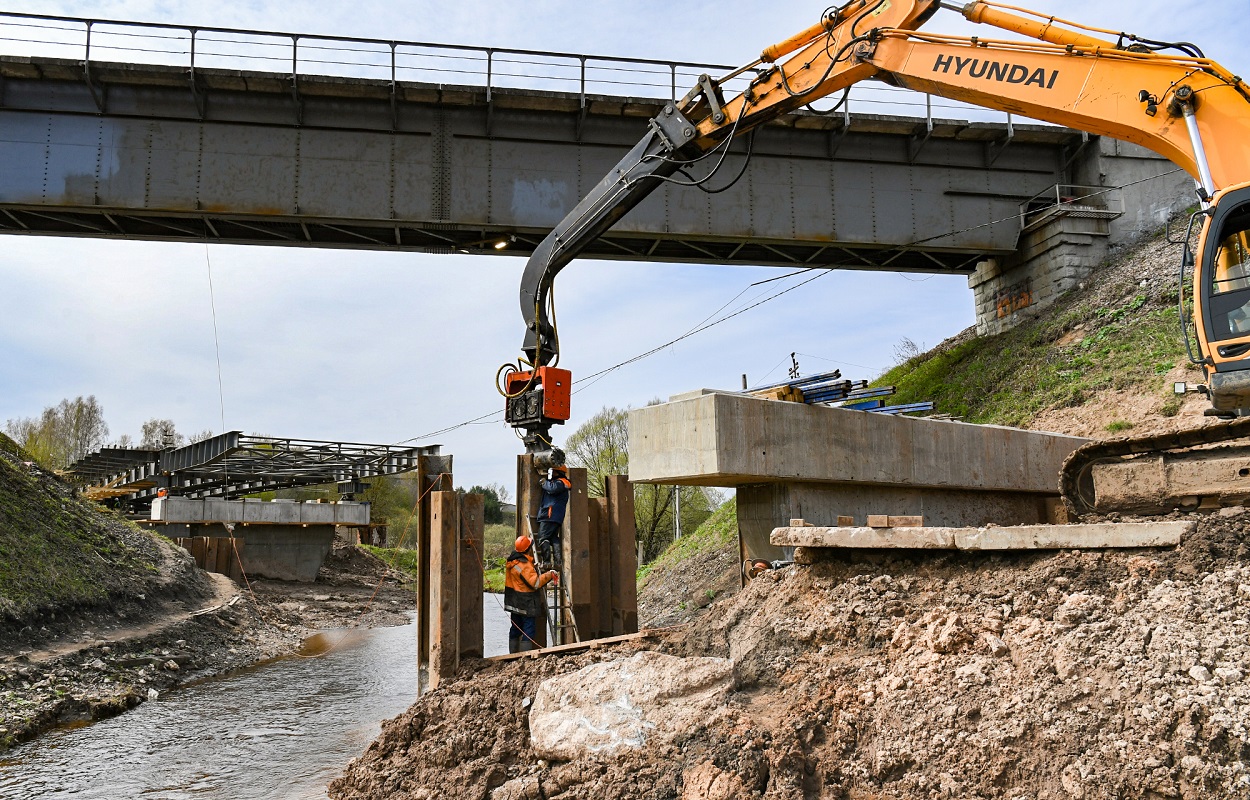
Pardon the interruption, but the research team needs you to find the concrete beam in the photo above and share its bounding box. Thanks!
[150,497,370,526]
[772,521,1192,550]
[628,392,1087,492]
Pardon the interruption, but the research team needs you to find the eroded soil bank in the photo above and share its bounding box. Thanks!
[329,511,1249,799]
[1,537,417,751]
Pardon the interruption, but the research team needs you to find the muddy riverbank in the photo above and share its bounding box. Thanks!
[0,541,418,751]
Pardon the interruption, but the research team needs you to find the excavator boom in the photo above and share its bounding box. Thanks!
[501,0,1250,505]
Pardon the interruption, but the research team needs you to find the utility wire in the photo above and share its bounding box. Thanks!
[205,244,227,437]
[397,166,1189,444]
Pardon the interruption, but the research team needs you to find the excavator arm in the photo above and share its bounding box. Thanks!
[502,0,1250,449]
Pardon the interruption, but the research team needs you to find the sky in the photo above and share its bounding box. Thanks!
[0,1,1244,490]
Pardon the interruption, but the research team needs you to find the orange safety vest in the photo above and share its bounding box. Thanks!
[505,552,553,593]
[503,551,554,617]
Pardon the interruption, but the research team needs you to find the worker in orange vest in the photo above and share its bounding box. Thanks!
[504,535,558,654]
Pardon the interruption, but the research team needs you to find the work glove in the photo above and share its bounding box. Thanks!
[544,570,559,585]
[547,468,554,481]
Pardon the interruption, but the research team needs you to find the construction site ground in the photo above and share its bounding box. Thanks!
[328,229,1248,799]
[328,509,1249,800]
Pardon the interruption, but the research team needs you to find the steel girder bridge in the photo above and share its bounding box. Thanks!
[0,11,1154,275]
[66,432,443,512]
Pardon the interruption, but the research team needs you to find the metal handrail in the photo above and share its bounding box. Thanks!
[0,10,746,102]
[0,9,1018,122]
[1018,183,1125,231]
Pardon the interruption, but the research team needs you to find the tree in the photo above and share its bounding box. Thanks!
[189,429,217,444]
[4,395,109,468]
[564,404,717,563]
[564,406,629,498]
[462,483,510,524]
[140,418,184,450]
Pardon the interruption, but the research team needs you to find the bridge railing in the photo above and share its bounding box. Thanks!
[0,11,1018,124]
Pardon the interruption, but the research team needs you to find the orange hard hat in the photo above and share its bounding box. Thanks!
[515,535,532,552]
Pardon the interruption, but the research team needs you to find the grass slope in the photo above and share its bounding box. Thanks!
[0,434,169,628]
[876,233,1187,427]
[638,500,738,588]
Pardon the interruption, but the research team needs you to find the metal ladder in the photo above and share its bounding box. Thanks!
[527,516,580,646]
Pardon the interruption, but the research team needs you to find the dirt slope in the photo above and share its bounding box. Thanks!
[0,433,213,646]
[330,512,1249,800]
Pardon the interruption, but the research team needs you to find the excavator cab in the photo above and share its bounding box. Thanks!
[1197,186,1250,410]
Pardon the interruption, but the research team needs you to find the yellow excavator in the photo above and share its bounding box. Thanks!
[498,0,1250,516]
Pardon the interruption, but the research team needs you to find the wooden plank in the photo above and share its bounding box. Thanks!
[516,454,547,649]
[228,538,245,582]
[205,537,220,574]
[458,493,485,660]
[219,537,232,574]
[429,491,459,689]
[866,515,890,528]
[837,515,855,526]
[606,475,639,636]
[190,537,207,570]
[485,626,684,663]
[562,468,591,645]
[588,496,612,640]
[887,515,924,528]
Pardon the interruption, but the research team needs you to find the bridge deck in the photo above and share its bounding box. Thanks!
[0,51,1085,272]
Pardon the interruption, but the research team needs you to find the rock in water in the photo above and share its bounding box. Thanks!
[528,651,733,761]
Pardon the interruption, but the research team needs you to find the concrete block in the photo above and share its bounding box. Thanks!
[300,502,335,525]
[267,500,302,525]
[333,502,371,526]
[149,497,205,523]
[954,521,1191,550]
[629,393,1087,493]
[772,526,956,549]
[203,498,237,522]
[771,521,1191,552]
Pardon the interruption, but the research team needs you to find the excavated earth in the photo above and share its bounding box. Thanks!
[329,510,1249,799]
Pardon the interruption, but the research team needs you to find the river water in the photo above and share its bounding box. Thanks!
[0,594,513,799]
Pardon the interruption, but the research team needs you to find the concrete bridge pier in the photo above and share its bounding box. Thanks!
[628,391,1089,563]
[150,497,371,582]
[970,138,1195,336]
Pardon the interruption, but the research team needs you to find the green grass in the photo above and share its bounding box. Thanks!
[1106,420,1135,433]
[0,434,165,626]
[876,292,1185,427]
[638,500,737,588]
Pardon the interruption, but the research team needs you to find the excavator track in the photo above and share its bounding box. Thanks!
[1060,417,1250,517]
